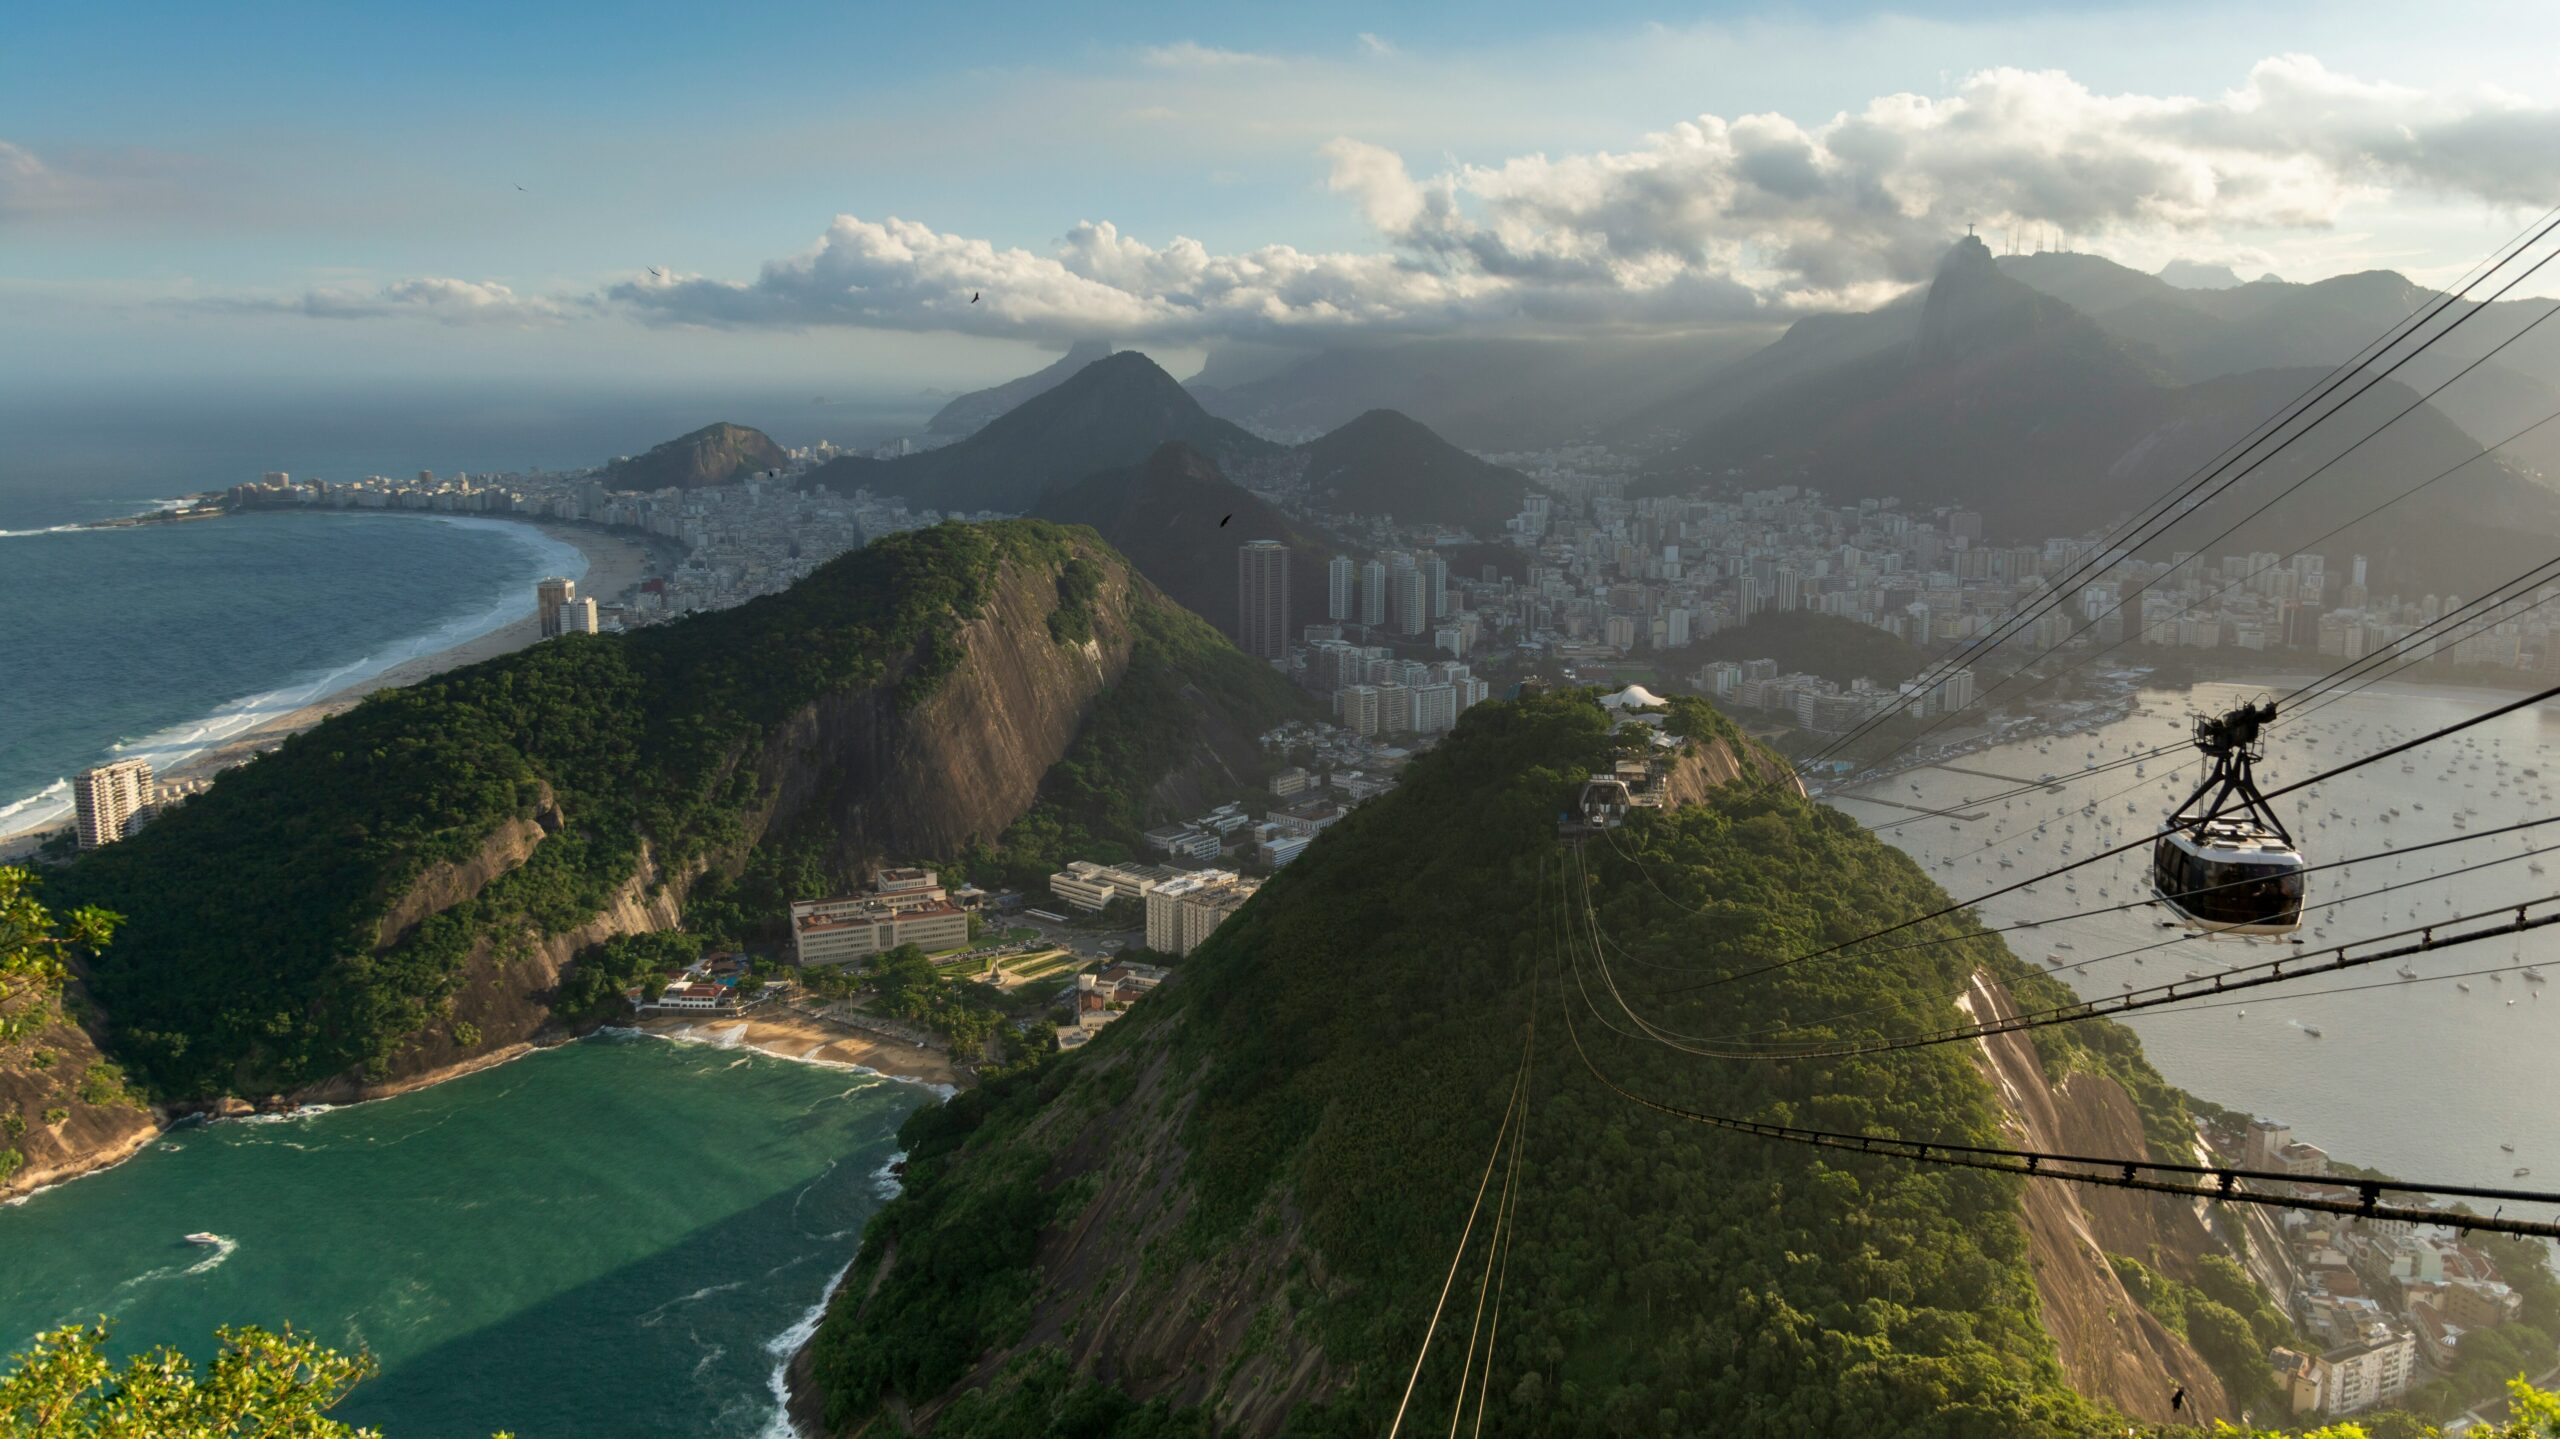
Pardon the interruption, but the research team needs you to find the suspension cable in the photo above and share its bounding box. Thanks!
[1551,895,2560,1239]
[1653,679,2560,998]
[1812,204,2560,763]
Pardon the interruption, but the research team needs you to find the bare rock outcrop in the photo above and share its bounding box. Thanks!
[1962,971,2232,1426]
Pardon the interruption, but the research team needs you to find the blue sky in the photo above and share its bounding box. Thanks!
[8,0,2559,397]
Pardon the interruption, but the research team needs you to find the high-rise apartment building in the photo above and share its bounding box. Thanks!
[1360,560,1387,628]
[558,596,601,634]
[1394,566,1428,637]
[1236,540,1291,661]
[1423,553,1450,619]
[74,759,154,849]
[536,577,577,639]
[1327,555,1356,621]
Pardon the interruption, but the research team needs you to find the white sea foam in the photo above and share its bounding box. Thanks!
[756,1258,856,1439]
[0,515,587,834]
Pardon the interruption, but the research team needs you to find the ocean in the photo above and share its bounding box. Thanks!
[0,510,586,836]
[0,1033,929,1438]
[0,381,931,839]
[1839,680,2560,1191]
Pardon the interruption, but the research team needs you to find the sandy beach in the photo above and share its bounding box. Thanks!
[0,518,666,855]
[635,1008,965,1089]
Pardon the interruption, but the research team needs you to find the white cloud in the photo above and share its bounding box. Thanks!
[605,58,2560,342]
[1138,41,1279,70]
[210,276,572,325]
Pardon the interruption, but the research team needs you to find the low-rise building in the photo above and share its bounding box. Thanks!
[1270,766,1313,798]
[1046,860,1176,913]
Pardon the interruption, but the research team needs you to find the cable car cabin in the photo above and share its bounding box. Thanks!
[1559,777,1636,836]
[2151,697,2307,936]
[2152,820,2306,935]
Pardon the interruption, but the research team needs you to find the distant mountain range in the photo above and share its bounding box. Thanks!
[1616,236,2560,589]
[602,422,787,491]
[805,349,1544,538]
[804,351,1280,513]
[1188,332,1775,450]
[1034,442,1330,640]
[926,339,1116,438]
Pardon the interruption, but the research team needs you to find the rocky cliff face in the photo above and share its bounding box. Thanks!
[1962,973,2233,1426]
[0,990,158,1201]
[753,554,1141,869]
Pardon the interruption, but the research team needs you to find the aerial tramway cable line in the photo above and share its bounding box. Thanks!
[1546,853,2560,1240]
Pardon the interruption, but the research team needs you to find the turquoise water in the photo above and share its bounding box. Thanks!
[0,511,583,836]
[0,1034,929,1438]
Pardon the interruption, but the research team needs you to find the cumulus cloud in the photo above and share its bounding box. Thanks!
[99,57,2520,342]
[607,57,2560,342]
[208,276,572,325]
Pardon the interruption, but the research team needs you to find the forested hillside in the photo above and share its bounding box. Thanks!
[48,522,1303,1100]
[802,691,2248,1437]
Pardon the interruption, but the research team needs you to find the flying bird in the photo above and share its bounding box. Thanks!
[970,291,980,303]
[1220,514,1232,527]
[515,184,526,191]
[649,267,667,279]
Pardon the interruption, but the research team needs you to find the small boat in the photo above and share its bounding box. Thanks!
[2459,982,2473,992]
[2517,1167,2534,1179]
[184,1232,223,1246]
[2302,1025,2323,1038]
[2525,968,2547,984]
[2502,1143,2516,1153]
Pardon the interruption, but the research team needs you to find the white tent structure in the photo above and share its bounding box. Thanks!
[1599,684,1670,711]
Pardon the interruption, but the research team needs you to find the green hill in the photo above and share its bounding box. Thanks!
[49,521,1305,1099]
[1663,610,1930,688]
[802,690,2260,1436]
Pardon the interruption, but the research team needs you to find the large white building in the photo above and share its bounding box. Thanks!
[537,576,577,638]
[73,759,155,849]
[789,868,969,966]
[1144,870,1259,956]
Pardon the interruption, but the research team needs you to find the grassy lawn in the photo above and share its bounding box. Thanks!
[1000,949,1087,983]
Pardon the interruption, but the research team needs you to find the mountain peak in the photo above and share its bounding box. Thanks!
[1915,233,2061,361]
[926,339,1118,436]
[603,421,787,491]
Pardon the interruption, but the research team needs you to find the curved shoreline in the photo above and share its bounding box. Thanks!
[0,514,668,856]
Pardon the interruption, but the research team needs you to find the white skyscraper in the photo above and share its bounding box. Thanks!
[1327,555,1356,621]
[537,576,577,639]
[1360,559,1388,628]
[74,758,154,849]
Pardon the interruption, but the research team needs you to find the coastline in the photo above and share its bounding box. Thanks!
[0,515,665,856]
[5,1007,962,1205]
[633,1008,967,1091]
